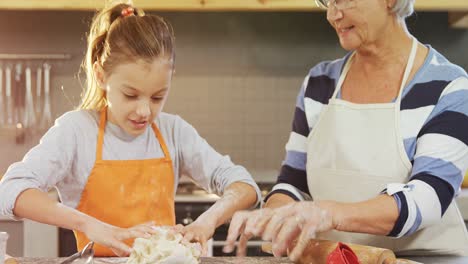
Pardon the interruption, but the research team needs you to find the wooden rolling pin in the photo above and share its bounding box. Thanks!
[262,239,397,264]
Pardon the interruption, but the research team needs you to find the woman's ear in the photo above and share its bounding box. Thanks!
[93,61,106,90]
[386,0,396,10]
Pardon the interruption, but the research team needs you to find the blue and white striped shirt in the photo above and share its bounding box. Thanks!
[266,46,468,238]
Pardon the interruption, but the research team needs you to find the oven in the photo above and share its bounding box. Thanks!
[175,182,274,257]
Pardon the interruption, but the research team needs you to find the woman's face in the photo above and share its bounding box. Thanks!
[97,57,173,136]
[326,0,393,51]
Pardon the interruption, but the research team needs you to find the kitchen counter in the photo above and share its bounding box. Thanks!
[405,256,468,264]
[8,257,293,263]
[8,256,468,264]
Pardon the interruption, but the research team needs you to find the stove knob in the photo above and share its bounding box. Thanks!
[182,212,193,225]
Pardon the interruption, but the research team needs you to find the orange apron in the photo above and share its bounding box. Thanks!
[74,108,176,256]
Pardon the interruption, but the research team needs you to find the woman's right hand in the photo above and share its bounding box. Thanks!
[82,220,156,256]
[224,201,335,261]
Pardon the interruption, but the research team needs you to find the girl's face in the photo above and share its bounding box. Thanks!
[97,57,173,136]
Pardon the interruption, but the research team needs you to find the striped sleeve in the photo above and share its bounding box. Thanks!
[266,75,311,201]
[266,60,341,202]
[388,77,468,238]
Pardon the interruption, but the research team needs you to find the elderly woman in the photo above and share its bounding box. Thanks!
[223,0,468,260]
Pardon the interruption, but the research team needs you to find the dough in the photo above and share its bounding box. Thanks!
[126,227,201,264]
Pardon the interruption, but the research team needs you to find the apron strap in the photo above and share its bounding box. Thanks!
[332,53,354,99]
[96,107,171,160]
[331,37,418,102]
[96,108,107,161]
[396,37,418,101]
[151,123,171,159]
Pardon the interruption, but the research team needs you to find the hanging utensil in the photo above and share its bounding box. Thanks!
[14,63,23,125]
[0,66,4,126]
[5,66,13,126]
[40,63,52,130]
[35,66,42,116]
[24,66,36,129]
[14,63,25,144]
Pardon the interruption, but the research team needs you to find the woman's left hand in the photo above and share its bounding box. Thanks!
[224,201,336,261]
[177,218,217,256]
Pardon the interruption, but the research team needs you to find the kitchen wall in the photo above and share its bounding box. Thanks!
[0,10,467,182]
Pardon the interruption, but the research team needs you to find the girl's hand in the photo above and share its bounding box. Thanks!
[82,220,157,256]
[178,218,217,256]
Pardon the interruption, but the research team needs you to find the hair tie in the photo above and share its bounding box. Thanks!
[121,7,135,18]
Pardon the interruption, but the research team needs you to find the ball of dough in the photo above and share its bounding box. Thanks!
[127,227,201,264]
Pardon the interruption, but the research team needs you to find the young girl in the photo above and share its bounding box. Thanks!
[0,3,260,257]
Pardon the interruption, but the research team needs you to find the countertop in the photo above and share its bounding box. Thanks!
[8,256,468,264]
[404,256,468,264]
[9,257,292,264]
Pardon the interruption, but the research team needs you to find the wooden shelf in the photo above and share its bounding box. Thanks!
[0,1,466,28]
[449,12,468,28]
[0,0,467,12]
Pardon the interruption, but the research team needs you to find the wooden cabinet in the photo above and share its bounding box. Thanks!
[0,0,467,12]
[0,1,466,28]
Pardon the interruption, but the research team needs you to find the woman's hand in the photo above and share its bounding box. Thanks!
[82,220,157,256]
[221,208,275,256]
[224,201,336,261]
[177,217,217,256]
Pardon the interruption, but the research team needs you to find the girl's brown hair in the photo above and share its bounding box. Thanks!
[79,2,175,110]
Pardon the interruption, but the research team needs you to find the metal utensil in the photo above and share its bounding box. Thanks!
[14,63,24,125]
[0,66,4,126]
[14,63,25,144]
[35,66,42,115]
[24,66,36,128]
[39,63,52,130]
[5,66,13,125]
[60,241,94,264]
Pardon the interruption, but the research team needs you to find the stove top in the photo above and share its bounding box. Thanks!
[177,182,275,196]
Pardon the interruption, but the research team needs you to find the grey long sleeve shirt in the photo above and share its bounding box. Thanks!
[0,110,260,218]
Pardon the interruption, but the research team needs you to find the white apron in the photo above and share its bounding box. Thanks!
[306,38,468,255]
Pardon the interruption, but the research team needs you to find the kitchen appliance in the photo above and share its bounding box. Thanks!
[175,181,276,257]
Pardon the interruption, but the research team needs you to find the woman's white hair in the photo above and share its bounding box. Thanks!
[391,0,415,19]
